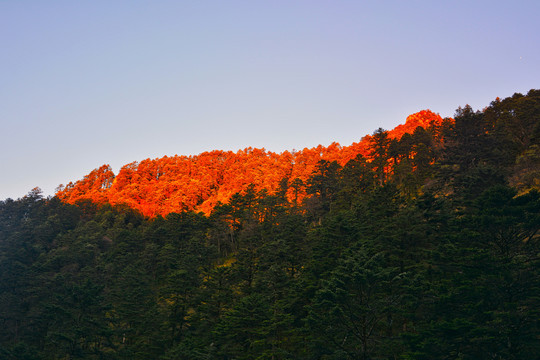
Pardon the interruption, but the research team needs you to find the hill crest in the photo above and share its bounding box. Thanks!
[56,110,446,216]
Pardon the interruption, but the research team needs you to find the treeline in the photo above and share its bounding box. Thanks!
[1,90,539,359]
[56,110,444,216]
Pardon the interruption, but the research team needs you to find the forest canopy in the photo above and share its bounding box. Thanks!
[55,110,444,216]
[1,89,539,359]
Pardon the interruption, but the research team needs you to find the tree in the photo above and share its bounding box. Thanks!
[369,128,391,186]
[307,250,409,360]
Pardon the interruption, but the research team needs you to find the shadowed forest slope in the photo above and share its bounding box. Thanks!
[2,90,539,360]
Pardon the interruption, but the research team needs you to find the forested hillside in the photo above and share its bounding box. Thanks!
[55,110,444,216]
[1,90,540,359]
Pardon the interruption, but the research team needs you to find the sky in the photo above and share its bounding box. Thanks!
[1,1,539,200]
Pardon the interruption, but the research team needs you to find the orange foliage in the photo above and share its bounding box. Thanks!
[389,110,445,140]
[56,110,447,217]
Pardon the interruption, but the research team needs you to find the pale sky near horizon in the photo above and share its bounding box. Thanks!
[1,1,539,200]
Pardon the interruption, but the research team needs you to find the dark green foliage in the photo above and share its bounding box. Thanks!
[307,250,410,360]
[1,90,539,359]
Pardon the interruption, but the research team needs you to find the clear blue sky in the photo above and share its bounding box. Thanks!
[1,1,539,200]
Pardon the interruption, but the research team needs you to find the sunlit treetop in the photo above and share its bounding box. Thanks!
[56,110,447,216]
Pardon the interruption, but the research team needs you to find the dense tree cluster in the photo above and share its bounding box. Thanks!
[56,110,444,217]
[1,90,540,359]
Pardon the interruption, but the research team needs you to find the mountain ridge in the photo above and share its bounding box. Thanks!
[56,109,446,216]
